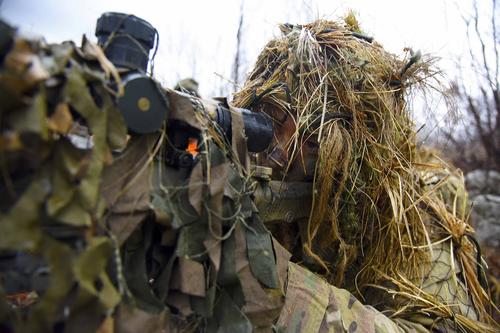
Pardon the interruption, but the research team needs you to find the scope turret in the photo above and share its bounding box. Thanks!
[96,12,156,72]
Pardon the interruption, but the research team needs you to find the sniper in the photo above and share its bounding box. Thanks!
[0,10,497,333]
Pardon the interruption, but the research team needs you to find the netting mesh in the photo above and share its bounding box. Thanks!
[420,243,479,321]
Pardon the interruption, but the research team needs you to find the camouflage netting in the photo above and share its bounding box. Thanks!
[0,21,127,332]
[232,16,498,331]
[0,20,287,332]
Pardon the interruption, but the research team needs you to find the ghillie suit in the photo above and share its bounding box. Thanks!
[233,16,499,332]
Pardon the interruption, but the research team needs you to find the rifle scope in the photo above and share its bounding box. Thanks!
[95,12,273,153]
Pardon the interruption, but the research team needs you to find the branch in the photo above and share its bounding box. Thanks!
[492,0,499,91]
[232,0,245,93]
[473,0,494,87]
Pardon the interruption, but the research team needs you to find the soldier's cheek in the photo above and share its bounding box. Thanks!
[303,142,319,179]
[285,149,318,181]
[302,154,318,181]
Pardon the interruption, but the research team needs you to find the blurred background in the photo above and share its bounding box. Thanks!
[1,0,499,311]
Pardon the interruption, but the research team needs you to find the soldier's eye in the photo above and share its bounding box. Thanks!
[260,104,288,125]
[306,140,319,149]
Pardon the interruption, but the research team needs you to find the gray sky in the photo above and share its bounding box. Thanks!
[0,0,477,96]
[3,0,497,144]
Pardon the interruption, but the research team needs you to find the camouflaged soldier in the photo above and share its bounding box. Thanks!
[0,12,498,333]
[233,17,499,333]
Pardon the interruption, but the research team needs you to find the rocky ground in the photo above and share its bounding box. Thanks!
[465,170,500,320]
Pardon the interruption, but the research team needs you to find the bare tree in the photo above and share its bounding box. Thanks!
[232,0,245,93]
[442,0,500,172]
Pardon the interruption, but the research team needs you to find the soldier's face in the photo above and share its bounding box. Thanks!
[257,104,319,181]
